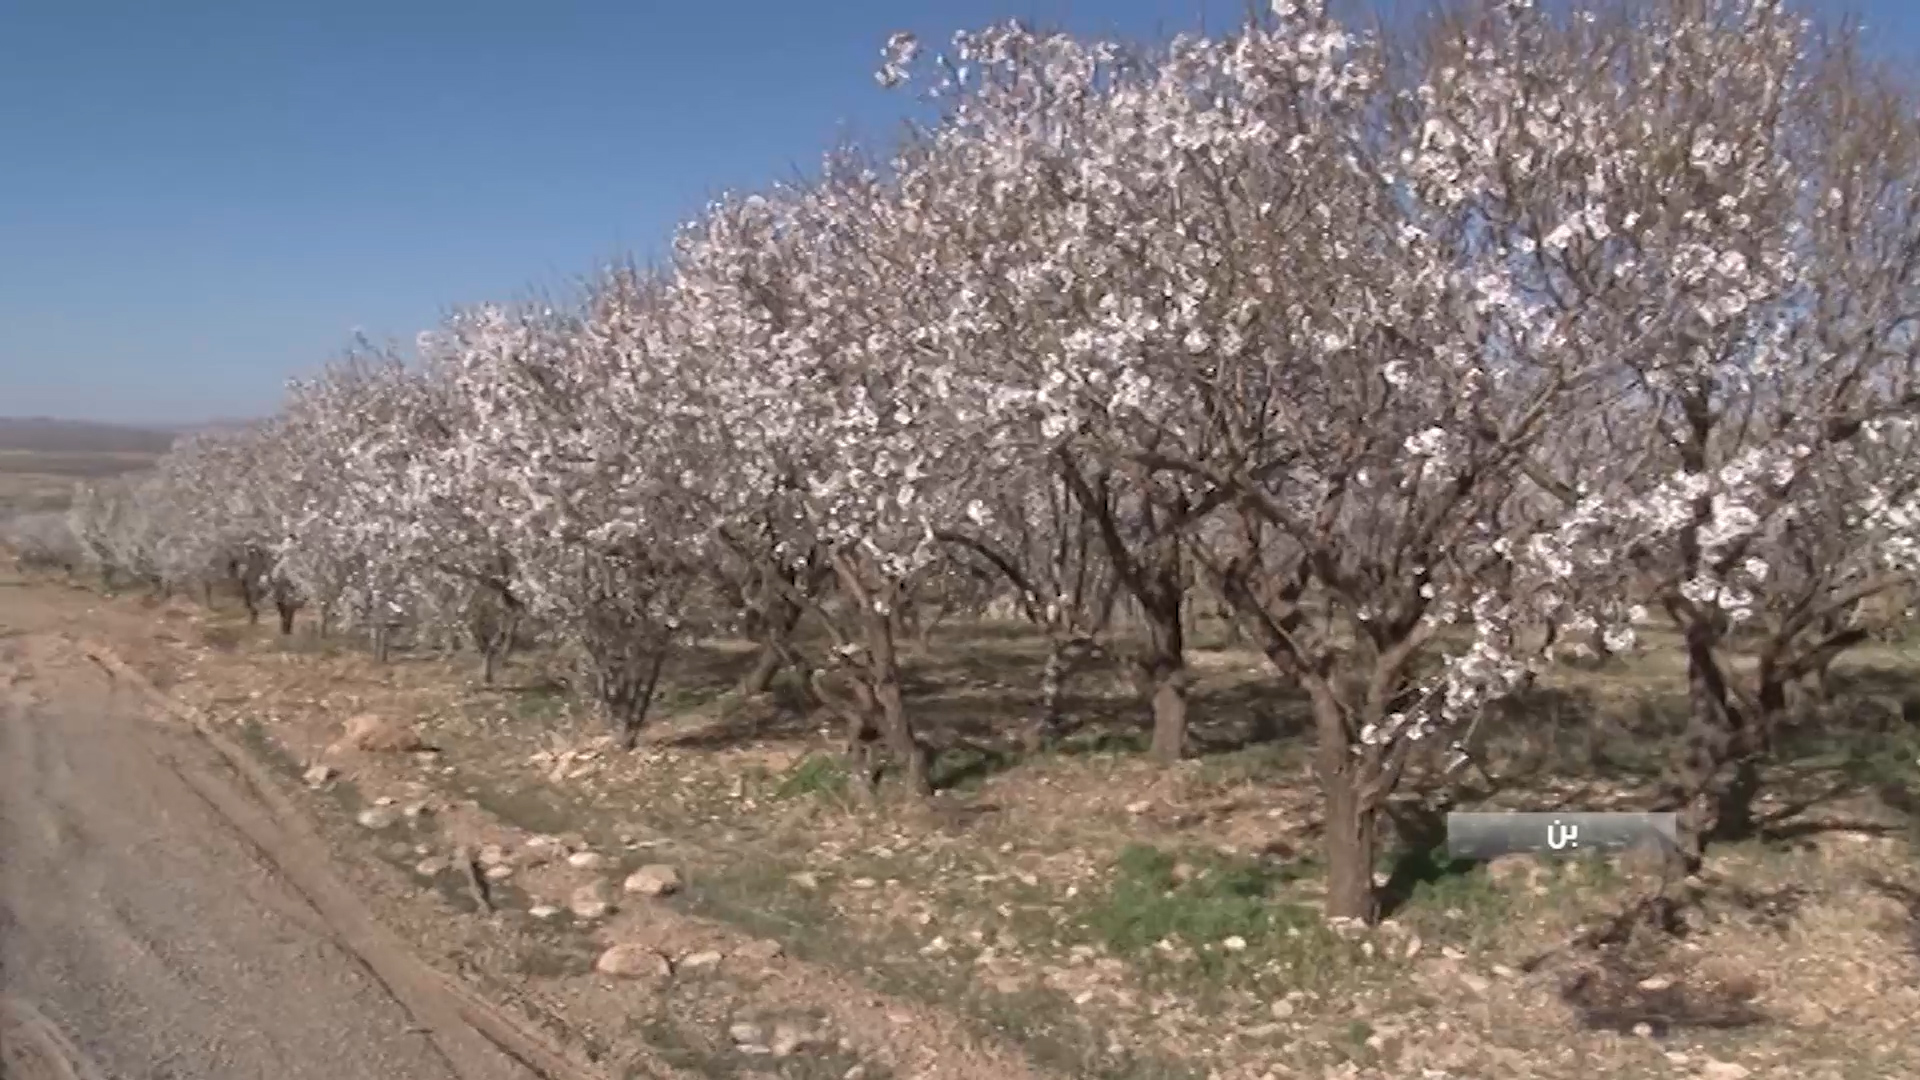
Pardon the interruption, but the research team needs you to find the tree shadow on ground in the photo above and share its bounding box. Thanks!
[1376,796,1479,920]
[1859,874,1920,959]
[1465,682,1680,786]
[1558,956,1768,1036]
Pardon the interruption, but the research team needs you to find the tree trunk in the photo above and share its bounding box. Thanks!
[1026,636,1070,752]
[479,610,518,687]
[1137,585,1189,763]
[1671,628,1753,866]
[1312,688,1379,923]
[738,593,802,696]
[832,552,932,797]
[863,599,931,797]
[616,649,668,751]
[276,598,297,635]
[739,646,783,696]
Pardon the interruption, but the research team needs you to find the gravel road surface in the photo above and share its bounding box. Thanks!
[0,640,494,1080]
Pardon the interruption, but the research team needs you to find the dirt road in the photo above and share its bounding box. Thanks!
[0,635,536,1080]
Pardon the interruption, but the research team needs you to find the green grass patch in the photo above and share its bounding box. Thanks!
[1083,843,1319,954]
[774,754,851,801]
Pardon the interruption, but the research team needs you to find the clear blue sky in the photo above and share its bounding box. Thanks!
[1,0,1911,425]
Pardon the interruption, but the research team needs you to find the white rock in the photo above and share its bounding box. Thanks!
[414,857,448,877]
[1699,1062,1750,1080]
[339,712,425,753]
[735,938,785,962]
[484,864,513,881]
[679,949,723,969]
[373,795,396,807]
[727,1022,766,1046]
[624,864,682,896]
[569,883,614,919]
[357,807,398,830]
[770,1021,816,1057]
[789,871,820,890]
[478,844,508,867]
[566,850,606,870]
[1240,1022,1284,1039]
[529,904,560,919]
[595,944,671,979]
[302,764,336,786]
[1636,975,1673,991]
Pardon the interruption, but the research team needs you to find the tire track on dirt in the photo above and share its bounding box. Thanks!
[68,635,639,1080]
[0,994,109,1080]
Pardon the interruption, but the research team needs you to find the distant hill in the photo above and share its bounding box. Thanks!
[0,417,179,455]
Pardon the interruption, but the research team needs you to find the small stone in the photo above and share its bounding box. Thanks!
[1631,1022,1654,1038]
[789,871,820,890]
[1125,800,1151,814]
[414,857,448,877]
[770,1021,815,1057]
[728,1022,766,1046]
[478,844,508,867]
[1222,935,1248,952]
[569,882,614,919]
[735,938,785,963]
[529,904,560,919]
[1637,975,1673,991]
[339,713,426,753]
[401,802,429,819]
[624,864,682,896]
[1440,945,1468,960]
[595,944,672,979]
[566,850,606,870]
[302,764,335,786]
[357,807,398,830]
[485,864,513,881]
[1241,1022,1284,1039]
[1699,1062,1750,1080]
[1269,998,1295,1019]
[1490,963,1515,977]
[849,877,877,889]
[1458,972,1491,994]
[679,950,723,970]
[1403,935,1423,959]
[373,795,397,807]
